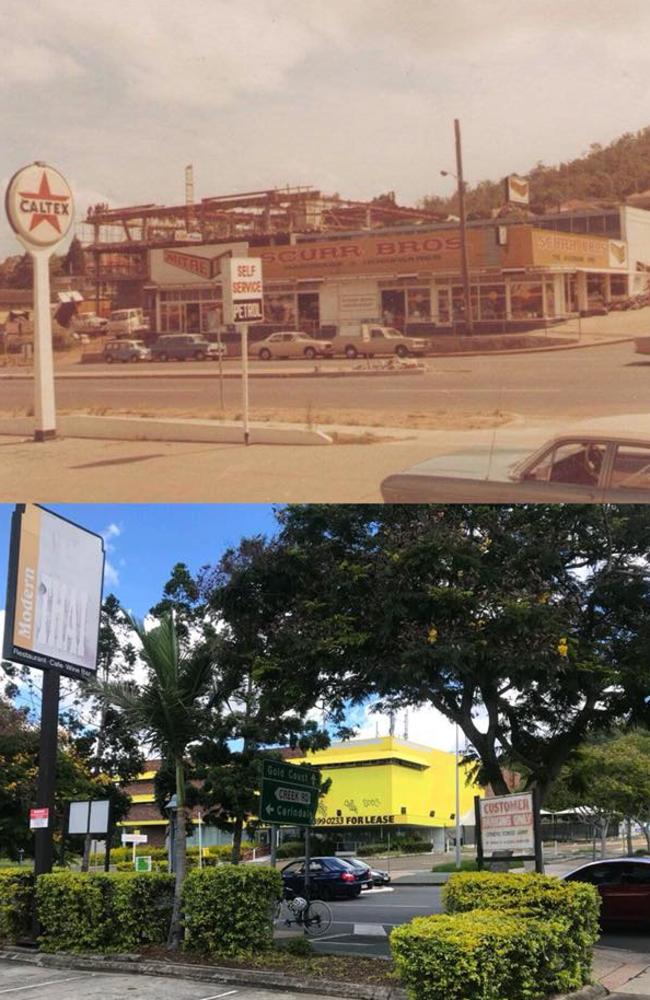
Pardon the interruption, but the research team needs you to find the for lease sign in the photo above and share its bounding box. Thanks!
[479,792,535,855]
[222,257,263,324]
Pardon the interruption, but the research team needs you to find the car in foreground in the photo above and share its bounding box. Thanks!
[381,429,650,502]
[103,339,151,363]
[564,858,650,926]
[253,331,334,361]
[281,856,364,900]
[150,334,226,362]
[344,857,391,888]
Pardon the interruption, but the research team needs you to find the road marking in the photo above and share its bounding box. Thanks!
[0,975,94,994]
[354,923,387,936]
[195,992,239,1000]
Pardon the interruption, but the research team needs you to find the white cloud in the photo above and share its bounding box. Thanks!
[354,703,488,751]
[103,560,119,587]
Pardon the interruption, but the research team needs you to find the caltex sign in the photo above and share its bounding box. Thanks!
[5,162,74,249]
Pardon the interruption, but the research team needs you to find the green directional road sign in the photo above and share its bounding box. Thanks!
[260,758,320,827]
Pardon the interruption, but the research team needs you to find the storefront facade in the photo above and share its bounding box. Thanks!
[144,221,635,337]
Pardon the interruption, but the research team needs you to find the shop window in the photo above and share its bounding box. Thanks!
[510,282,543,319]
[587,274,606,308]
[610,275,627,297]
[265,293,296,326]
[297,292,320,333]
[437,287,450,324]
[451,286,479,323]
[406,288,431,322]
[478,285,506,320]
[545,281,556,317]
[381,289,406,329]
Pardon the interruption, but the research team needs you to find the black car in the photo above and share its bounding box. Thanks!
[281,856,364,900]
[343,857,378,889]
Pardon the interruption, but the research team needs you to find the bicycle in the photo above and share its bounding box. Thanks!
[274,885,332,936]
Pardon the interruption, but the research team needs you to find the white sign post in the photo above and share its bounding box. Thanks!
[222,257,264,446]
[121,832,148,866]
[5,163,74,442]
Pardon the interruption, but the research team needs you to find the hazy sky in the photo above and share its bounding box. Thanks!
[2,0,650,259]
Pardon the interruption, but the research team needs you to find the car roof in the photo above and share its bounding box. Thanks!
[565,857,650,877]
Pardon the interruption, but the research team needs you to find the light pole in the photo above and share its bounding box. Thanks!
[455,723,462,869]
[441,119,474,334]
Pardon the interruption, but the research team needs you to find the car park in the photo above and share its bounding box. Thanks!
[564,858,650,926]
[150,334,226,362]
[381,431,650,502]
[281,856,364,900]
[103,339,151,363]
[252,331,334,360]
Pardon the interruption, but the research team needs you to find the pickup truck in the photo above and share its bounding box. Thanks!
[329,324,428,359]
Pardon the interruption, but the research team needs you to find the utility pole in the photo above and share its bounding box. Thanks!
[455,723,462,870]
[454,119,474,334]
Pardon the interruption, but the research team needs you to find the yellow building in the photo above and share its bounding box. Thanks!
[305,736,481,851]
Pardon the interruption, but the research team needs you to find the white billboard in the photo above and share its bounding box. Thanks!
[3,504,105,680]
[149,242,247,285]
[479,791,535,856]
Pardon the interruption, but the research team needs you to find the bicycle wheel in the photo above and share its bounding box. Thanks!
[304,899,332,936]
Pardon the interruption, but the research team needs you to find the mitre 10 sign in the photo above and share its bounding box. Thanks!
[222,257,263,324]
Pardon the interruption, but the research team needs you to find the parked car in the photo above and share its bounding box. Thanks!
[381,427,650,502]
[150,334,226,362]
[106,308,149,337]
[73,313,108,336]
[329,323,428,359]
[341,858,377,889]
[252,331,334,361]
[103,339,151,363]
[564,858,650,926]
[281,856,364,900]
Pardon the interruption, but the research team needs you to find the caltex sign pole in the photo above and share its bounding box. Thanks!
[5,162,74,441]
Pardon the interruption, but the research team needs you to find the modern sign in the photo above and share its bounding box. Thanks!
[29,808,49,830]
[260,759,320,827]
[5,163,74,249]
[121,833,148,845]
[3,504,105,680]
[68,799,110,836]
[504,173,530,206]
[222,257,264,324]
[478,792,536,855]
[135,855,152,872]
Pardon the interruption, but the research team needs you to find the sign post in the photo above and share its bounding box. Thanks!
[5,163,74,441]
[260,759,320,898]
[2,504,105,883]
[222,257,264,447]
[475,790,543,873]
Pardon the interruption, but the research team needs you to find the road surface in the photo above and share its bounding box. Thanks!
[1,343,647,422]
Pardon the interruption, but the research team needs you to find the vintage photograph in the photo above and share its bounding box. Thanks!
[1,1,650,500]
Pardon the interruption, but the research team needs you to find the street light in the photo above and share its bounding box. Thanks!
[441,119,474,334]
[455,724,462,869]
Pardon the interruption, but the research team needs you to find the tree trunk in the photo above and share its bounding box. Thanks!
[104,824,114,872]
[232,815,244,865]
[600,820,609,859]
[626,817,634,856]
[167,758,187,951]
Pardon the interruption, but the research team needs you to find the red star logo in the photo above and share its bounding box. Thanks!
[18,171,71,234]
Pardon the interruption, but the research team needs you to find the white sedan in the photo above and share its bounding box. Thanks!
[252,331,334,361]
[381,423,650,502]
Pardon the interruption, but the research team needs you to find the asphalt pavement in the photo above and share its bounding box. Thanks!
[0,342,647,421]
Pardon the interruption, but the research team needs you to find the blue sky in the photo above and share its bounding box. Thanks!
[0,503,279,617]
[3,0,650,258]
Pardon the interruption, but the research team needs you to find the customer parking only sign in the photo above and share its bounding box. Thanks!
[221,257,263,324]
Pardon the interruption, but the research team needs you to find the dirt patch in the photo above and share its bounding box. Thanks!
[0,404,514,432]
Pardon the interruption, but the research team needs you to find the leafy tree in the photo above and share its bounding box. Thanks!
[63,237,86,276]
[546,731,650,857]
[261,504,650,805]
[97,612,216,949]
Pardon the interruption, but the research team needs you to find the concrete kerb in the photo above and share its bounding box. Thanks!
[0,949,407,1000]
[0,414,333,446]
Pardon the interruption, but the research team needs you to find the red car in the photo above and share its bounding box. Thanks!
[564,858,650,925]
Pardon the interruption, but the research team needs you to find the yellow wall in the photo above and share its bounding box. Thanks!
[306,736,480,830]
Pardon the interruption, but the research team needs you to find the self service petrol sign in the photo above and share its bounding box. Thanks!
[260,758,320,827]
[222,257,263,324]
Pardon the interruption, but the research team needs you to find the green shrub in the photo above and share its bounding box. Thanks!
[391,909,552,1000]
[356,842,389,857]
[183,865,282,957]
[396,841,432,854]
[443,872,600,989]
[279,935,313,956]
[0,870,34,942]
[36,871,174,953]
[276,840,305,859]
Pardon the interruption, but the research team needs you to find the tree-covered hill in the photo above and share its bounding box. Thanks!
[422,126,650,220]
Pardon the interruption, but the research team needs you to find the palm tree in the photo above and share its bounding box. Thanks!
[96,611,215,950]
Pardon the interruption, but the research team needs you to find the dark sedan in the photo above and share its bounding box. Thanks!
[281,856,363,900]
[345,857,391,887]
[564,858,650,925]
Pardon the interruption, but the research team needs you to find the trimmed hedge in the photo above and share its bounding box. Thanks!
[183,864,282,957]
[36,871,174,953]
[443,871,600,987]
[391,909,553,1000]
[0,869,34,942]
